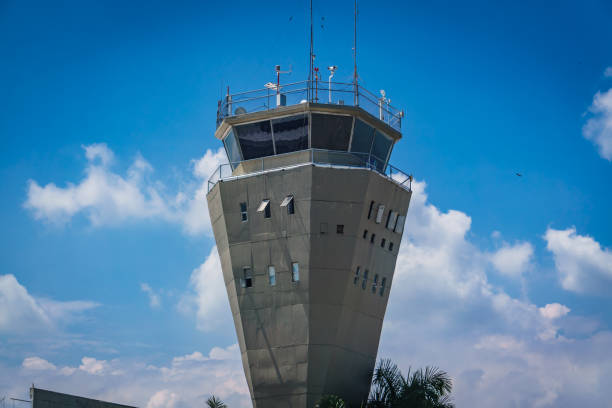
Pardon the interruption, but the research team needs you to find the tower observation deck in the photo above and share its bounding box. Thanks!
[207,78,412,407]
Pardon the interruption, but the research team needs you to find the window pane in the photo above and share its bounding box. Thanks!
[235,120,274,160]
[268,266,276,286]
[362,269,369,290]
[350,119,374,153]
[395,215,406,234]
[223,130,242,167]
[371,130,392,171]
[292,262,300,282]
[272,114,309,154]
[376,205,385,224]
[380,277,387,296]
[310,114,353,151]
[243,267,252,288]
[353,267,360,285]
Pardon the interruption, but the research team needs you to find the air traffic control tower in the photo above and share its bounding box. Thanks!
[207,76,412,407]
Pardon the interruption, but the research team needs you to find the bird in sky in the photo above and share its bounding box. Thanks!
[289,16,293,21]
[516,172,523,177]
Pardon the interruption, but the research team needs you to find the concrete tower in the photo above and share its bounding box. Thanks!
[207,81,412,407]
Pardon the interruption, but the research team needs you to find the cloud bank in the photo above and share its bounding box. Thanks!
[583,70,612,161]
[24,143,227,235]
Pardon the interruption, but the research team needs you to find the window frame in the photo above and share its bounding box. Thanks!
[291,262,300,282]
[240,202,248,222]
[268,265,276,286]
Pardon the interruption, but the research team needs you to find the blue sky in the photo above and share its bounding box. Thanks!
[1,1,612,407]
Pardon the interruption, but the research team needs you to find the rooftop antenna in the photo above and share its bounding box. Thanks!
[308,0,314,101]
[353,0,359,105]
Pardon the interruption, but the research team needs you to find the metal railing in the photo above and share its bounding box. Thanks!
[207,148,412,193]
[217,80,403,131]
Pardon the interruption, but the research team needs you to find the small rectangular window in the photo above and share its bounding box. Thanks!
[320,222,328,234]
[280,195,295,214]
[240,202,248,222]
[372,274,379,293]
[363,229,368,239]
[380,277,387,296]
[257,199,271,218]
[381,238,386,248]
[395,215,406,234]
[353,267,360,285]
[362,269,369,290]
[336,225,344,234]
[370,233,376,244]
[368,201,375,219]
[389,242,394,251]
[241,267,252,288]
[386,211,398,230]
[291,262,300,282]
[376,204,385,224]
[268,266,276,286]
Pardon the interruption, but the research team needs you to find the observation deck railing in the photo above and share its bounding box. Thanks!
[207,148,412,193]
[217,80,403,132]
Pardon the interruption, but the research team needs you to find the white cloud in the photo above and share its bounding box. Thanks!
[544,227,612,294]
[79,357,110,375]
[605,67,612,78]
[22,356,57,371]
[583,87,612,161]
[84,143,114,166]
[141,283,161,308]
[379,180,612,408]
[3,344,249,408]
[24,144,227,235]
[489,241,534,278]
[147,390,183,408]
[0,274,98,335]
[178,246,232,332]
[540,303,570,320]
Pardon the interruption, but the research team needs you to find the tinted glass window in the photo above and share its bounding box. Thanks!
[223,130,242,168]
[272,114,309,154]
[235,120,274,160]
[350,119,375,154]
[371,130,392,170]
[310,114,353,151]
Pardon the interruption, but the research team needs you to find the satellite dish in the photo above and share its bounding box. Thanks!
[235,107,247,115]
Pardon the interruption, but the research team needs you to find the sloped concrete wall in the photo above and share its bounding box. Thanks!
[207,165,411,408]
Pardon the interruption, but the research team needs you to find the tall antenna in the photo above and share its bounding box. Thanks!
[353,0,358,105]
[308,0,314,101]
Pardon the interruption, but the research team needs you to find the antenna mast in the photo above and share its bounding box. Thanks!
[353,0,358,106]
[309,0,314,101]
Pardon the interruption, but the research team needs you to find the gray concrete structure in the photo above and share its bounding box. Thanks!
[207,103,412,407]
[30,387,136,408]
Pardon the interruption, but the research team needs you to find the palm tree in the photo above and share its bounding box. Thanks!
[205,396,227,408]
[315,395,347,408]
[368,359,454,408]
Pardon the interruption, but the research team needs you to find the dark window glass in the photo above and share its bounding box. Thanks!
[368,201,375,219]
[362,269,369,290]
[337,225,344,234]
[380,277,387,296]
[370,233,376,244]
[389,242,394,251]
[350,119,375,153]
[223,130,242,167]
[287,199,294,214]
[264,204,271,218]
[240,202,248,222]
[242,267,252,288]
[353,267,360,285]
[363,229,368,239]
[381,238,386,248]
[310,114,353,151]
[272,114,309,154]
[235,120,274,160]
[371,130,393,171]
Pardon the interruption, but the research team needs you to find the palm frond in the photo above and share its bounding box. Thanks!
[205,396,227,408]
